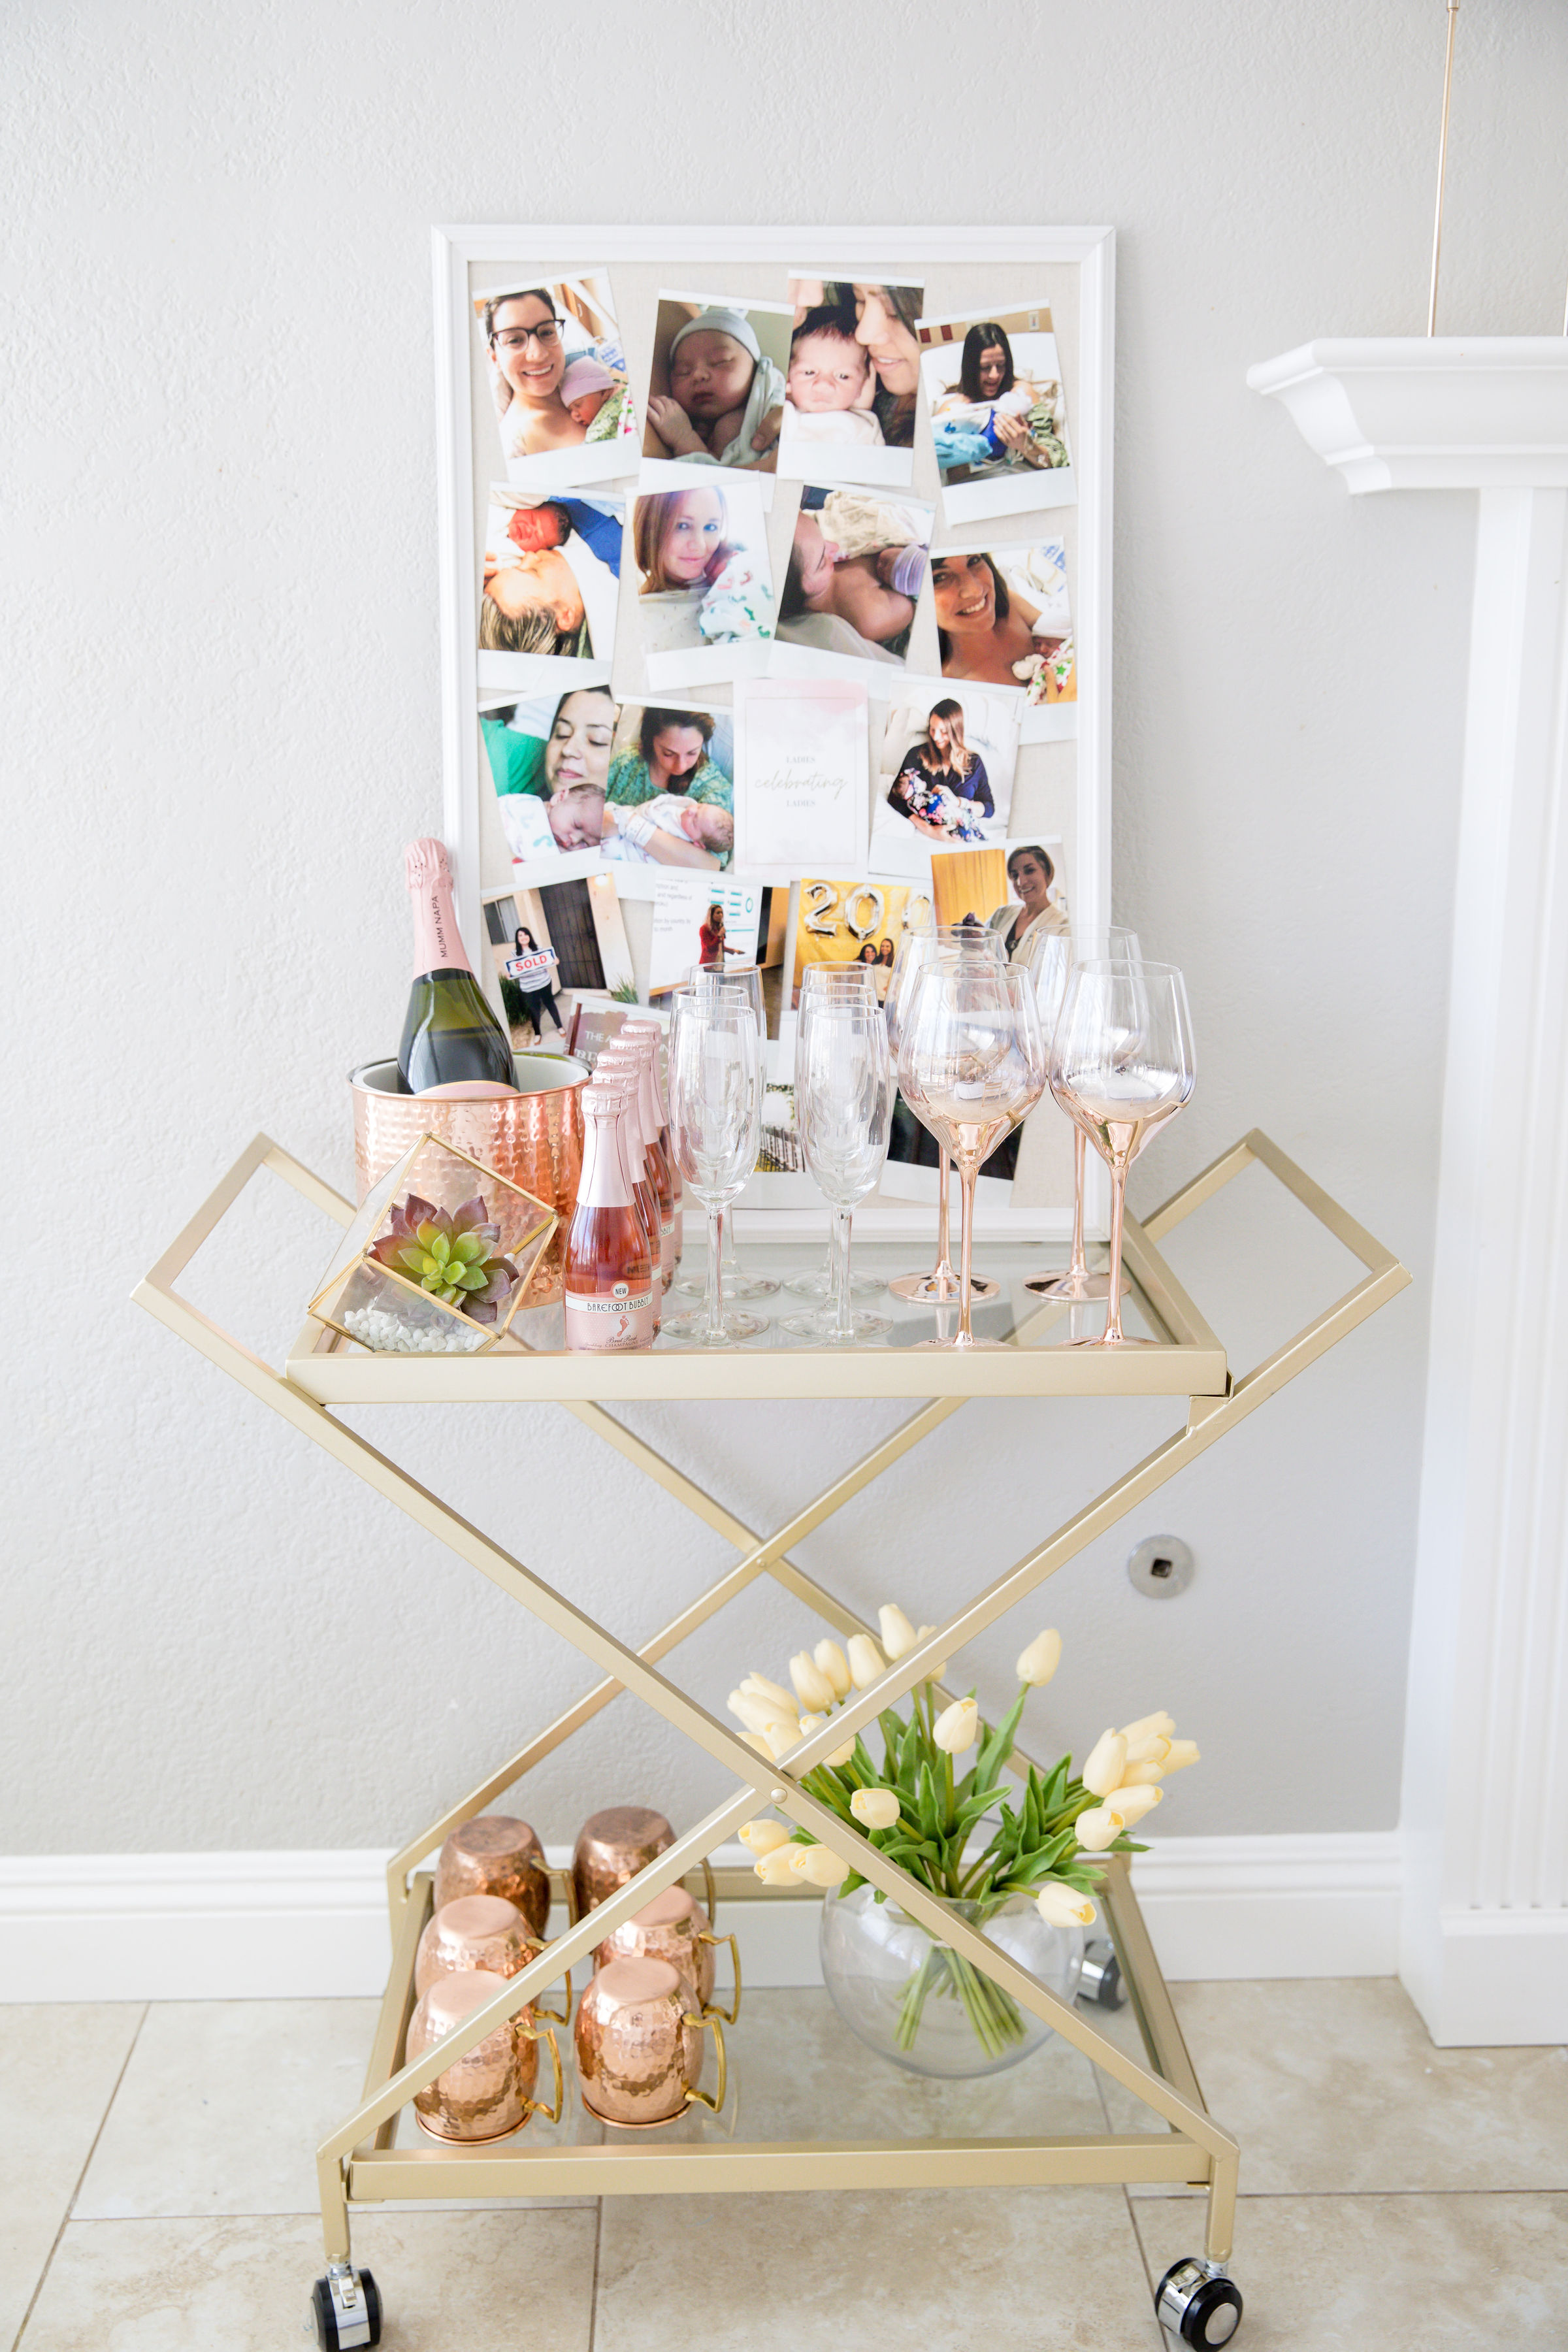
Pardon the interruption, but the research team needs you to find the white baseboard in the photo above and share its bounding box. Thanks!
[0,1833,1401,2004]
[1127,1831,1402,1982]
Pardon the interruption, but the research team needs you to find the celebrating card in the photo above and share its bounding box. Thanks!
[734,678,868,879]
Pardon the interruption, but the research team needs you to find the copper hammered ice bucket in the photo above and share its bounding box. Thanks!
[350,1056,587,1303]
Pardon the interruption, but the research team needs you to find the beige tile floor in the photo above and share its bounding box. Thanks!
[4,1980,1565,2349]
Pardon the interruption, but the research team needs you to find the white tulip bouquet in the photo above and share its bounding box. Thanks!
[730,1606,1199,2060]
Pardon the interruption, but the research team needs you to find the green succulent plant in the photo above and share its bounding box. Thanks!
[369,1193,519,1324]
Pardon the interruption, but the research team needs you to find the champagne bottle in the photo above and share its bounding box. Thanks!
[398,838,516,1096]
[564,1091,655,1352]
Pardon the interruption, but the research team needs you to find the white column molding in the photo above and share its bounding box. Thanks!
[1250,340,1568,2044]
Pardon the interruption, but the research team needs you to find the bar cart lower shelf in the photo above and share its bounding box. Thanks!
[134,1126,1408,2350]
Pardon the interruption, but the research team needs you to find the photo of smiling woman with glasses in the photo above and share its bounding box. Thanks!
[473,272,638,487]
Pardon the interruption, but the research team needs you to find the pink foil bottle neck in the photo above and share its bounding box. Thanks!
[404,836,472,977]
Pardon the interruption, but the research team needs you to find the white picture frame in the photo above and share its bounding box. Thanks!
[434,226,1115,1237]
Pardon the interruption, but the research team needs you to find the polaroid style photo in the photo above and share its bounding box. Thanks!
[787,877,927,1010]
[917,303,1075,525]
[733,677,868,879]
[868,678,1021,885]
[770,484,934,687]
[481,889,569,1052]
[472,272,639,491]
[477,487,621,694]
[596,699,735,902]
[480,683,617,889]
[504,874,639,1021]
[932,538,1076,745]
[646,871,766,997]
[640,293,794,491]
[566,996,672,1068]
[629,474,776,693]
[929,835,1067,947]
[775,276,926,489]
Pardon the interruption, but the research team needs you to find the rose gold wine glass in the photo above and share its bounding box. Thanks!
[1024,925,1142,1302]
[885,926,1007,1306]
[897,963,1047,1348]
[1048,960,1195,1347]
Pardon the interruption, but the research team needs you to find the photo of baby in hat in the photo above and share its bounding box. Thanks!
[559,355,631,444]
[642,296,792,474]
[471,271,638,491]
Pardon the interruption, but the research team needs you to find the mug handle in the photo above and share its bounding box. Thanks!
[517,2021,564,2126]
[683,2008,727,2115]
[697,1930,742,2024]
[532,1961,572,2025]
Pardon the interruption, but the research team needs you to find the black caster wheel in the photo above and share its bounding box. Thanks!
[310,2265,382,2349]
[1078,1936,1128,2009]
[1156,2257,1243,2346]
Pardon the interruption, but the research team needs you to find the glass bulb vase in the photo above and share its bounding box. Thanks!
[819,1882,1084,2079]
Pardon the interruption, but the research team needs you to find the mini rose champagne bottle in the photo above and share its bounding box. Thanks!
[603,1039,678,1290]
[623,1021,672,1157]
[398,838,515,1096]
[587,1077,661,1337]
[625,1019,683,1283]
[564,1091,655,1352]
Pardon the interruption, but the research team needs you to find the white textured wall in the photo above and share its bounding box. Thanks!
[6,0,1565,1858]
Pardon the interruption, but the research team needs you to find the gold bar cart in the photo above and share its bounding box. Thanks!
[134,1128,1407,2350]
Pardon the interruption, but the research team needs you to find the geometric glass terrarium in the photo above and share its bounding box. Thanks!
[308,1134,555,1356]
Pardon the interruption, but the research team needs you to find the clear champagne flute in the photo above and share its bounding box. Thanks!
[886,925,1007,1306]
[898,964,1047,1349]
[662,989,766,1345]
[1049,961,1195,1348]
[671,965,779,1302]
[784,963,887,1301]
[1024,924,1142,1302]
[781,993,894,1345]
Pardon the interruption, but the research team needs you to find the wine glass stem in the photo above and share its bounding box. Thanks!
[956,1158,979,1343]
[828,1205,855,1342]
[932,1147,956,1282]
[1068,1126,1088,1281]
[1103,1156,1129,1344]
[704,1203,725,1339]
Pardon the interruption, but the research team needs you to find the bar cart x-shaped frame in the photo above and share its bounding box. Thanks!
[134,1126,1409,2349]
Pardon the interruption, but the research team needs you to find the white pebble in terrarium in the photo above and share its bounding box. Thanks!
[344,1304,487,1355]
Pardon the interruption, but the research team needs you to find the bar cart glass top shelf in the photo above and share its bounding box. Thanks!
[135,1120,1409,2352]
[286,1219,1232,1403]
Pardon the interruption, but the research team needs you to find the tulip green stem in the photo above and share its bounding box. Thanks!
[893,1905,1026,2059]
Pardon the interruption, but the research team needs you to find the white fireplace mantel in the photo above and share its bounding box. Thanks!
[1247,336,1568,492]
[1250,336,1568,2046]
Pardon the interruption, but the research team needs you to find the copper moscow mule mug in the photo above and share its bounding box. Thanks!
[433,1816,551,1937]
[405,1967,564,2144]
[574,1955,727,2127]
[569,1807,721,1931]
[570,1806,676,1918]
[414,1894,570,2019]
[593,1883,742,2022]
